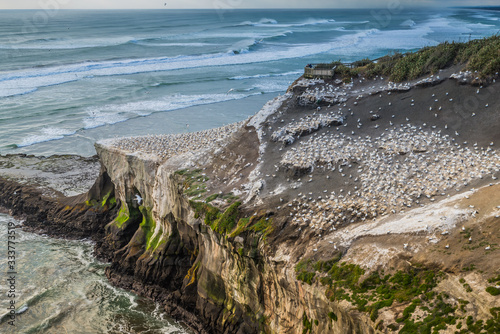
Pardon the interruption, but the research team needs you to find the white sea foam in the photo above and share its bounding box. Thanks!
[466,22,496,29]
[230,70,302,80]
[238,18,279,26]
[19,127,77,147]
[472,14,499,21]
[135,41,214,47]
[0,36,136,50]
[12,91,267,147]
[254,80,292,93]
[0,29,377,98]
[83,92,257,129]
[401,19,417,27]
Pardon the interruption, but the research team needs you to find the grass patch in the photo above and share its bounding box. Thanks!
[486,286,500,296]
[205,193,220,203]
[177,169,209,198]
[221,192,239,202]
[211,201,242,234]
[190,198,275,242]
[248,217,274,239]
[488,275,500,284]
[314,35,500,82]
[295,259,316,285]
[327,311,338,322]
[295,257,458,332]
[399,293,457,333]
[302,314,313,334]
[189,200,242,235]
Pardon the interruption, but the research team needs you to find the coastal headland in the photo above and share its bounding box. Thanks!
[1,36,499,333]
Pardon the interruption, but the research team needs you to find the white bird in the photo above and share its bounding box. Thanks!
[134,194,143,205]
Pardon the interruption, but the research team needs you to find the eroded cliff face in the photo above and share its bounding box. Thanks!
[93,143,381,334]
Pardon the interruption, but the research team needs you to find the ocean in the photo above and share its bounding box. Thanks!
[0,7,499,333]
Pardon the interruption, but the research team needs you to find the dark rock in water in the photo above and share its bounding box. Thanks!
[370,114,381,121]
[0,168,118,261]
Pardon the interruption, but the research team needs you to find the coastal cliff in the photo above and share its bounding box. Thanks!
[1,36,500,334]
[92,139,380,334]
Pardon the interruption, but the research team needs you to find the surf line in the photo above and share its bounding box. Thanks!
[6,220,17,327]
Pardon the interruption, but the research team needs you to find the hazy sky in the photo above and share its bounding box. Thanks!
[0,0,498,10]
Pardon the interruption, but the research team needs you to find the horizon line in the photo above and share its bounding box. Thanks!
[0,6,498,11]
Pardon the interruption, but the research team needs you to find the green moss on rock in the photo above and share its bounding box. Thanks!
[302,314,313,334]
[138,205,162,251]
[113,204,137,228]
[211,201,241,234]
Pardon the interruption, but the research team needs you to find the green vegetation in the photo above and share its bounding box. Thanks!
[295,254,500,332]
[315,35,500,82]
[210,201,242,234]
[248,217,274,239]
[101,191,116,207]
[139,205,163,251]
[114,204,130,228]
[176,169,209,198]
[205,193,220,203]
[85,199,96,207]
[221,192,239,203]
[488,275,500,283]
[294,256,479,332]
[302,314,313,334]
[189,198,274,241]
[486,286,500,296]
[295,259,316,285]
[399,293,457,333]
[114,203,140,229]
[455,308,500,334]
[327,311,338,322]
[462,264,476,272]
[176,169,240,205]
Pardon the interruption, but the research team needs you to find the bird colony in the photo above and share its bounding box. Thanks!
[283,125,500,232]
[110,121,244,160]
[296,77,412,108]
[298,83,350,106]
[271,112,344,145]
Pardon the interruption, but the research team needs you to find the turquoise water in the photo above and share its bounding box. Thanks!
[0,8,499,156]
[0,214,193,333]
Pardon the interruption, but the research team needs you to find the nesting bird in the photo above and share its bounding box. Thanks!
[110,121,244,161]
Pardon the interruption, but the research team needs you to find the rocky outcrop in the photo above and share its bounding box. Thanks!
[0,165,118,260]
